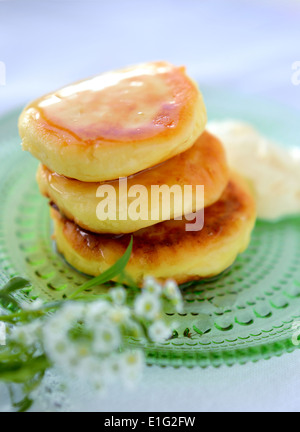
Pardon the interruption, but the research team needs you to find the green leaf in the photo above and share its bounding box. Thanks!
[0,277,31,296]
[68,236,133,300]
[0,301,64,323]
[192,325,203,336]
[0,310,44,323]
[0,355,50,383]
[0,277,31,313]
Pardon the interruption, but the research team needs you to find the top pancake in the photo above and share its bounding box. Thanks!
[19,61,207,182]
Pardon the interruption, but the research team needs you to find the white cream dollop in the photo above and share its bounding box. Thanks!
[207,120,300,221]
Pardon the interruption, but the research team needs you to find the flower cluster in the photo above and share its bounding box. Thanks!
[42,293,144,391]
[1,276,183,407]
[134,277,184,343]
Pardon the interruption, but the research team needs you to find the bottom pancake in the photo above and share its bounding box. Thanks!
[51,174,256,285]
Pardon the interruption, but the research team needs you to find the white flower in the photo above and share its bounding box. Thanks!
[43,331,78,367]
[120,350,144,388]
[43,302,86,343]
[143,276,162,296]
[85,301,111,327]
[109,287,127,305]
[74,354,122,392]
[20,298,43,311]
[43,317,69,348]
[148,320,172,342]
[92,323,121,354]
[57,302,86,323]
[163,279,184,313]
[40,299,145,394]
[108,305,130,324]
[134,293,161,321]
[43,302,87,367]
[24,278,183,397]
[163,279,180,299]
[10,320,42,346]
[173,298,184,313]
[77,357,106,390]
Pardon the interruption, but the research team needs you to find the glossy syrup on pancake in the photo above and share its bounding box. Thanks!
[33,64,184,142]
[19,62,207,182]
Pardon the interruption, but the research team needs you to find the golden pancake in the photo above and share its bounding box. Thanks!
[51,174,256,284]
[19,62,207,182]
[38,131,229,234]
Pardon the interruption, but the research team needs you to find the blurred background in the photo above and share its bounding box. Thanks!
[0,0,300,116]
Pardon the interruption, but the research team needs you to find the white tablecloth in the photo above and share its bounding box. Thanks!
[0,0,300,412]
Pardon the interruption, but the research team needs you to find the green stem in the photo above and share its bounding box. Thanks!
[0,301,64,323]
[73,294,111,302]
[0,310,45,323]
[0,277,31,296]
[0,355,51,383]
[68,237,133,300]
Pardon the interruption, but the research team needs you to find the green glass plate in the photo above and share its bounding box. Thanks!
[1,88,300,368]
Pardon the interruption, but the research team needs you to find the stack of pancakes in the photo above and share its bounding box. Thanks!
[19,62,256,285]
